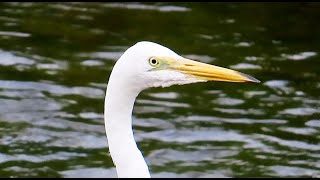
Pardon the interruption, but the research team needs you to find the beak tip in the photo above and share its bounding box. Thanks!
[238,72,261,83]
[251,79,261,83]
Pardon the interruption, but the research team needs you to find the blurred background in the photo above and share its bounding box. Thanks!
[0,2,319,178]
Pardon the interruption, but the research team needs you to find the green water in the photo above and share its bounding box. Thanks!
[0,2,319,178]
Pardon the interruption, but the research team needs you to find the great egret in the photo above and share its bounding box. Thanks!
[104,41,260,178]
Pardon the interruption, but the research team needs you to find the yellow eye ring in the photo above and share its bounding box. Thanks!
[149,57,159,67]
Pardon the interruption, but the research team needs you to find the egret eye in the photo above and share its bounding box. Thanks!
[149,57,159,67]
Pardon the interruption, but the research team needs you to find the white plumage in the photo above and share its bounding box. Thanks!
[104,41,259,178]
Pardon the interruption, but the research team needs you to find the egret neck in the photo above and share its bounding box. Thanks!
[104,64,150,178]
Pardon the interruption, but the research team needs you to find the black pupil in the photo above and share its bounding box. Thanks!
[151,59,157,64]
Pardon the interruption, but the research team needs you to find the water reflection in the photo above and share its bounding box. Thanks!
[0,80,104,98]
[0,31,30,37]
[281,52,317,61]
[103,3,191,12]
[0,50,35,66]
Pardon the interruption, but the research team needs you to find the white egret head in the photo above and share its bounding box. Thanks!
[111,41,259,93]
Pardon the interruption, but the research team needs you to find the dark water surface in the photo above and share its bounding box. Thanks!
[0,2,319,178]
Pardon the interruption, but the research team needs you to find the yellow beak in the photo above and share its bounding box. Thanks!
[173,58,260,83]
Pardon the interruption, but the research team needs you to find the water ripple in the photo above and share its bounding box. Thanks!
[0,80,104,99]
[230,63,262,70]
[259,134,320,151]
[269,165,319,177]
[0,31,30,37]
[0,50,35,66]
[280,107,319,116]
[0,152,86,163]
[281,51,317,61]
[212,97,244,106]
[305,120,320,128]
[103,3,191,12]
